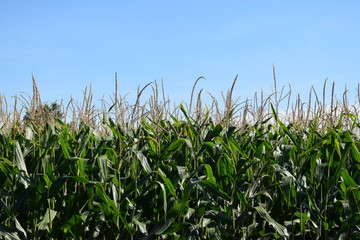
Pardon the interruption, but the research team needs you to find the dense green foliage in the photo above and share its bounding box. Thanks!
[1,105,360,239]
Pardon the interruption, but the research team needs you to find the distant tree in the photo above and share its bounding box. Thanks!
[23,102,63,125]
[44,102,63,120]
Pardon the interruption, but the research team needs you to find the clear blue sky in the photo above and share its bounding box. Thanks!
[1,1,360,107]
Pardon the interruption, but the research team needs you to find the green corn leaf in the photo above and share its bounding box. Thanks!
[334,138,342,158]
[98,156,108,183]
[119,214,135,234]
[76,158,87,178]
[65,214,84,238]
[0,158,13,184]
[198,180,231,202]
[298,139,327,158]
[14,141,29,188]
[145,202,185,239]
[294,211,311,234]
[280,175,296,207]
[155,181,168,219]
[71,176,90,184]
[270,103,279,122]
[135,150,152,173]
[157,170,176,198]
[327,141,353,191]
[0,223,22,240]
[180,104,191,123]
[146,217,176,239]
[59,134,71,159]
[133,218,148,235]
[76,128,92,158]
[204,124,223,141]
[162,222,189,236]
[162,138,186,159]
[254,205,289,237]
[204,164,216,185]
[214,136,231,153]
[37,208,57,230]
[14,218,27,240]
[24,126,34,140]
[341,169,360,209]
[49,176,67,198]
[120,172,155,201]
[95,183,119,215]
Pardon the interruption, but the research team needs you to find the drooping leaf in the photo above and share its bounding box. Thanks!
[161,138,186,159]
[0,223,21,240]
[37,208,57,230]
[135,150,152,173]
[341,169,360,209]
[157,170,177,198]
[254,205,289,238]
[14,141,29,188]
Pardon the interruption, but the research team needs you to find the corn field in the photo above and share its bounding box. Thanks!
[1,75,360,239]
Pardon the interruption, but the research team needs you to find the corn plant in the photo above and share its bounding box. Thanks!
[1,75,360,239]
